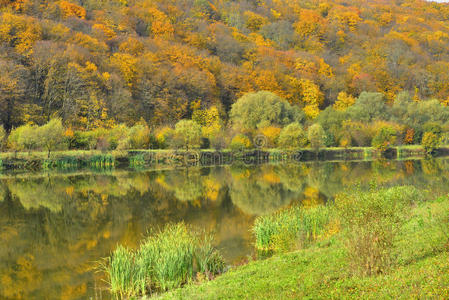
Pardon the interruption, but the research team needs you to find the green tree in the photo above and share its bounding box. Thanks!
[0,125,5,151]
[347,92,388,123]
[307,124,325,152]
[230,91,303,130]
[278,123,307,149]
[37,118,66,157]
[8,124,39,153]
[174,120,201,150]
[422,132,440,154]
[372,126,397,153]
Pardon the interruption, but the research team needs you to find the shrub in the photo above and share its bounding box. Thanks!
[334,186,422,276]
[229,134,252,150]
[422,131,440,154]
[278,123,307,149]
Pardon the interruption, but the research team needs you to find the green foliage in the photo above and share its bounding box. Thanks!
[307,124,325,151]
[278,122,307,149]
[8,124,39,152]
[253,205,332,254]
[0,125,5,150]
[37,118,66,157]
[372,126,397,152]
[102,223,224,297]
[347,92,387,123]
[230,91,303,130]
[89,154,114,168]
[335,186,422,276]
[422,132,440,154]
[174,120,202,150]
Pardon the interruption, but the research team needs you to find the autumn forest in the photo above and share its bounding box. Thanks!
[1,0,449,135]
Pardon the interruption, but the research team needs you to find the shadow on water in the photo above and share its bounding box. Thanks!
[1,159,449,298]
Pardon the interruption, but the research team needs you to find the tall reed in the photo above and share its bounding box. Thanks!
[253,205,333,254]
[129,154,145,169]
[89,154,115,169]
[101,223,225,298]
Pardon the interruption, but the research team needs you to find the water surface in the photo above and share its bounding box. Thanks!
[1,159,449,299]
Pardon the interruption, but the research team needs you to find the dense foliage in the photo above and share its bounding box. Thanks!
[1,0,449,151]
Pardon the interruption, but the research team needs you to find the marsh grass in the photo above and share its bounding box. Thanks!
[43,156,79,170]
[129,154,146,169]
[89,154,115,169]
[101,223,225,298]
[253,205,333,255]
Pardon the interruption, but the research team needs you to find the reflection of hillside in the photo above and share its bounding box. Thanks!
[0,160,449,299]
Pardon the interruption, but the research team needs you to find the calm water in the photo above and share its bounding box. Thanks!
[1,159,449,299]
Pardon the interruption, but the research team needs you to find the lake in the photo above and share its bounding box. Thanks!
[1,158,449,299]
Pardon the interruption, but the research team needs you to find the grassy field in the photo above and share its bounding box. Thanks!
[157,191,449,300]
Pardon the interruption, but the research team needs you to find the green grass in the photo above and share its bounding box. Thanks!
[253,205,332,254]
[158,190,449,300]
[101,223,225,298]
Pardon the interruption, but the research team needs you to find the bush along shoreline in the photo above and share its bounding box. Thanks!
[103,184,449,299]
[1,145,448,171]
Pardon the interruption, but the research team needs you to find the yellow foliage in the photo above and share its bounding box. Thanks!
[110,53,138,87]
[294,9,325,38]
[92,23,116,39]
[334,91,355,111]
[262,171,281,184]
[0,13,42,55]
[119,37,145,55]
[299,79,324,118]
[259,126,281,147]
[244,10,267,31]
[318,58,334,78]
[58,1,86,19]
[147,6,174,37]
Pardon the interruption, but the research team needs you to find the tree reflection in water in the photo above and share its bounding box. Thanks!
[1,159,449,299]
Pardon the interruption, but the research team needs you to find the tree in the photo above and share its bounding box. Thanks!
[38,118,66,157]
[422,132,440,154]
[308,124,325,152]
[174,120,201,150]
[230,91,303,130]
[347,92,388,123]
[229,134,252,150]
[278,123,307,149]
[333,92,355,111]
[127,124,150,149]
[372,126,397,153]
[8,124,39,153]
[0,125,5,150]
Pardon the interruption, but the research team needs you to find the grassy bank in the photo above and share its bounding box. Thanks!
[157,187,449,299]
[0,145,446,171]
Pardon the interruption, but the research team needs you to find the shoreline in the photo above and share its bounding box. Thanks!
[0,146,447,171]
